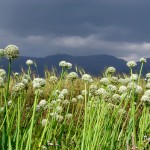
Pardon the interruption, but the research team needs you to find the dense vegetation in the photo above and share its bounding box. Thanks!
[0,45,149,150]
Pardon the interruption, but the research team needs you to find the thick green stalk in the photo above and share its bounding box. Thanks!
[138,62,144,84]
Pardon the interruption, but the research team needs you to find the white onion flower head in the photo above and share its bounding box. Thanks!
[0,69,6,78]
[112,94,121,101]
[41,119,48,127]
[107,85,117,92]
[4,44,19,59]
[34,89,44,96]
[0,107,4,113]
[100,78,109,85]
[118,86,127,94]
[82,74,92,83]
[127,82,137,90]
[59,61,67,67]
[58,93,64,100]
[65,113,73,119]
[49,76,58,84]
[0,77,5,88]
[66,62,72,69]
[60,89,69,95]
[33,78,46,89]
[13,83,25,93]
[141,95,150,103]
[146,83,150,89]
[96,88,106,96]
[130,74,138,81]
[144,90,150,96]
[71,98,77,103]
[62,99,69,105]
[106,67,116,74]
[140,58,146,63]
[36,105,41,111]
[77,95,84,100]
[26,59,34,65]
[39,99,47,107]
[67,72,78,80]
[56,115,64,122]
[8,100,12,106]
[22,79,29,87]
[0,49,5,57]
[56,106,63,113]
[89,84,98,93]
[81,90,88,96]
[146,73,150,79]
[127,61,137,68]
[135,85,143,94]
[14,72,19,77]
[110,76,118,84]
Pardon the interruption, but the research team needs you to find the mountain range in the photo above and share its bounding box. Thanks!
[0,54,150,77]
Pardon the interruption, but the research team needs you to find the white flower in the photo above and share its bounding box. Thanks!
[130,74,138,81]
[39,99,47,107]
[0,77,5,88]
[22,79,29,87]
[0,49,5,57]
[82,74,92,83]
[89,84,98,93]
[56,106,63,113]
[110,76,118,84]
[49,76,58,84]
[144,90,150,96]
[95,88,106,96]
[0,69,6,78]
[12,83,25,93]
[58,94,64,100]
[106,67,116,74]
[41,119,48,127]
[33,78,46,89]
[0,107,4,113]
[112,94,121,101]
[65,113,73,119]
[146,83,150,89]
[118,86,127,94]
[127,82,137,90]
[62,99,69,105]
[77,95,84,100]
[4,44,19,59]
[66,62,72,69]
[81,90,88,96]
[22,74,31,82]
[71,98,77,103]
[60,89,69,96]
[36,105,41,111]
[139,58,146,63]
[146,73,150,79]
[59,61,67,67]
[100,78,109,85]
[141,95,150,103]
[135,86,143,94]
[107,85,117,92]
[34,89,44,96]
[14,72,19,77]
[67,72,78,81]
[8,100,12,106]
[127,61,137,68]
[56,115,64,122]
[26,59,34,65]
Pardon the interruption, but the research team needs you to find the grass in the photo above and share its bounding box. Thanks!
[0,54,150,150]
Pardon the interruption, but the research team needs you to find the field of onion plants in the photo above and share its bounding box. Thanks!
[0,45,150,150]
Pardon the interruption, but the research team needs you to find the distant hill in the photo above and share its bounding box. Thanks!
[0,54,149,77]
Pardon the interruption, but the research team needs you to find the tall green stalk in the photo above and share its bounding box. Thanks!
[2,59,11,150]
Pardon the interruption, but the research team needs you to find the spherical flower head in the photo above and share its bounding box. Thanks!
[60,89,69,96]
[112,94,121,101]
[4,44,19,59]
[100,78,109,85]
[67,72,78,81]
[141,95,150,103]
[0,49,5,57]
[0,77,5,88]
[34,89,44,96]
[81,90,88,96]
[144,90,150,96]
[56,115,64,122]
[118,86,127,94]
[0,69,6,78]
[82,74,92,83]
[135,85,143,94]
[33,78,46,89]
[8,100,12,106]
[58,93,64,100]
[22,74,31,82]
[56,106,63,113]
[12,83,25,93]
[26,59,34,65]
[146,83,150,89]
[49,76,58,84]
[71,98,77,103]
[65,113,73,119]
[59,60,67,67]
[127,61,137,68]
[146,73,150,79]
[39,99,47,107]
[96,88,106,96]
[89,84,98,93]
[107,84,117,93]
[140,58,146,63]
[106,67,116,74]
[110,76,118,84]
[77,95,84,100]
[66,62,72,69]
[22,79,29,87]
[130,74,138,81]
[62,99,69,105]
[41,119,47,127]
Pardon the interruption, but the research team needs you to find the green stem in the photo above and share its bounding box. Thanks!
[138,63,144,84]
[2,59,11,150]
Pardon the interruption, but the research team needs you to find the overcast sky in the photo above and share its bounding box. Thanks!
[0,0,150,61]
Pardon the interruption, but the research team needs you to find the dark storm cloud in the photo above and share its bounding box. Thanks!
[0,0,150,60]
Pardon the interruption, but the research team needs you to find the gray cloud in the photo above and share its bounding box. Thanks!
[0,0,150,60]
